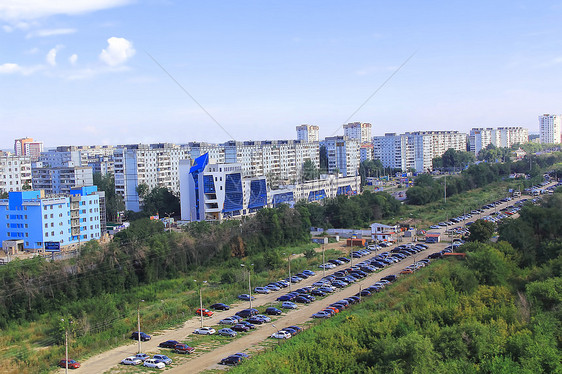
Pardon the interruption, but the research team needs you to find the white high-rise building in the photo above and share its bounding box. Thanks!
[296,125,320,142]
[539,114,562,144]
[470,127,529,154]
[324,136,360,177]
[469,128,496,154]
[343,122,372,144]
[113,143,190,211]
[0,153,32,193]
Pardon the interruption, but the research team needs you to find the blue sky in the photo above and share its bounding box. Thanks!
[2,0,562,149]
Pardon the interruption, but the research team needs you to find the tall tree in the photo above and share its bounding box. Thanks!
[93,173,125,222]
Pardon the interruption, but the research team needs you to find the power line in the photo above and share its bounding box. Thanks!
[331,51,417,136]
[145,51,235,141]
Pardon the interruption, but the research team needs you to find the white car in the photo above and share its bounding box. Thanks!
[194,327,216,335]
[143,359,165,369]
[271,331,291,339]
[121,356,142,365]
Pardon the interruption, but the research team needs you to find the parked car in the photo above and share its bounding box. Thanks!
[143,359,165,369]
[153,354,172,365]
[265,307,282,315]
[209,303,230,310]
[134,353,150,361]
[174,343,195,354]
[286,325,302,335]
[131,331,151,341]
[158,340,180,349]
[238,294,255,301]
[220,355,245,366]
[194,327,216,335]
[232,324,250,332]
[246,316,266,324]
[121,356,142,365]
[271,330,292,339]
[254,286,271,294]
[195,308,213,317]
[302,270,316,276]
[217,328,237,337]
[219,317,239,325]
[312,311,331,318]
[236,308,259,318]
[276,294,296,301]
[58,359,81,369]
[238,321,256,329]
[281,301,298,309]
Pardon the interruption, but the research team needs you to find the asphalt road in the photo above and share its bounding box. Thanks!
[68,188,545,374]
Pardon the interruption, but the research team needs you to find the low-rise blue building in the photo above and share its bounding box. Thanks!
[0,186,102,251]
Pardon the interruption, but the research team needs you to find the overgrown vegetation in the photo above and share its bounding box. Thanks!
[229,194,562,374]
[407,152,562,205]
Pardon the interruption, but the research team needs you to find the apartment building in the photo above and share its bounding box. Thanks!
[14,137,43,159]
[0,153,32,193]
[296,124,320,142]
[470,127,529,154]
[31,162,93,195]
[539,114,561,144]
[324,136,360,177]
[0,186,102,251]
[373,132,439,172]
[113,143,190,211]
[343,122,372,144]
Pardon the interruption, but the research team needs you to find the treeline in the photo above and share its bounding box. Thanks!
[407,152,562,205]
[0,205,310,327]
[300,191,401,229]
[230,194,562,374]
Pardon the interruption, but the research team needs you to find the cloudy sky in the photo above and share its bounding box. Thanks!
[1,0,562,149]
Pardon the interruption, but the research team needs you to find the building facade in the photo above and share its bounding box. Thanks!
[14,137,43,159]
[296,124,320,142]
[470,127,529,154]
[324,136,360,177]
[270,174,361,207]
[31,163,93,195]
[179,154,268,222]
[0,153,32,193]
[113,143,190,211]
[539,114,562,144]
[0,186,102,251]
[343,122,372,144]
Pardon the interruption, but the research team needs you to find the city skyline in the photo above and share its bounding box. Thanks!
[2,1,562,149]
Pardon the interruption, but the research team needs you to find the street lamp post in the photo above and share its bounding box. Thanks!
[241,264,254,309]
[194,280,207,328]
[137,300,144,353]
[61,318,71,374]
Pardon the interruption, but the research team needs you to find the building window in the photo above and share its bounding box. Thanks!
[50,214,53,218]
[51,223,54,227]
[45,223,48,228]
[45,233,48,237]
[44,214,47,219]
[51,231,54,236]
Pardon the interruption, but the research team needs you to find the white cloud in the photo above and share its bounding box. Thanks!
[0,1,132,23]
[99,37,135,66]
[27,27,76,38]
[0,62,41,75]
[69,53,78,65]
[46,45,63,66]
[3,24,12,32]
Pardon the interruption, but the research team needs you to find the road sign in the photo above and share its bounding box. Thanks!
[44,242,61,252]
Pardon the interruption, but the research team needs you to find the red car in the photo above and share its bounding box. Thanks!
[58,359,81,369]
[195,308,213,317]
[174,343,195,354]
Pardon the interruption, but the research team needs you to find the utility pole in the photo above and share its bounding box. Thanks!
[248,265,253,309]
[199,284,204,328]
[137,303,141,353]
[61,318,69,374]
[444,175,447,203]
[322,245,326,278]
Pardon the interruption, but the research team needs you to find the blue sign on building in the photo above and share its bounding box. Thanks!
[44,241,61,252]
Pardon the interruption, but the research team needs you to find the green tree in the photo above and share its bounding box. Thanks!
[467,219,496,242]
[302,159,320,181]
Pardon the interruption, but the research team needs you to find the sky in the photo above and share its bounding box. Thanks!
[2,0,562,149]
